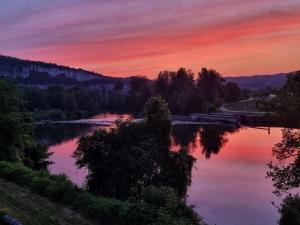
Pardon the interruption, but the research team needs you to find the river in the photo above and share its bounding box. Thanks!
[35,113,283,225]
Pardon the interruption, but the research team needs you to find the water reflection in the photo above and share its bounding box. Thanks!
[172,124,240,158]
[36,118,285,225]
[172,124,199,148]
[35,123,95,146]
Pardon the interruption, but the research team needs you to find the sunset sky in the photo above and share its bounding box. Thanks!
[1,0,300,78]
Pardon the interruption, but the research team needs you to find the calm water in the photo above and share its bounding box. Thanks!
[36,114,283,225]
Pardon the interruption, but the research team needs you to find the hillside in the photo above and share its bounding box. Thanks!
[1,55,295,91]
[0,55,129,89]
[0,178,93,225]
[224,73,288,90]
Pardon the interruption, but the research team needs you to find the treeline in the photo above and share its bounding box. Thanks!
[153,68,241,114]
[258,71,300,127]
[0,77,51,170]
[23,85,111,120]
[116,67,242,114]
[22,67,242,120]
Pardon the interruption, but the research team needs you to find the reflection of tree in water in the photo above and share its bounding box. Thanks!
[35,124,98,146]
[172,124,240,158]
[267,129,300,225]
[172,125,199,149]
[199,125,239,158]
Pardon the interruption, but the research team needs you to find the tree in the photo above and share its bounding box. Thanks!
[74,97,195,199]
[197,68,224,111]
[154,71,172,100]
[114,80,124,91]
[127,76,151,112]
[129,76,148,93]
[46,85,64,109]
[222,82,241,103]
[74,121,162,199]
[0,78,27,161]
[267,128,300,225]
[267,129,300,195]
[278,194,300,225]
[23,87,47,111]
[270,71,300,126]
[0,78,52,170]
[63,93,77,118]
[145,96,171,150]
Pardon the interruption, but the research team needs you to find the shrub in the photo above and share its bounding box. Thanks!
[0,161,202,225]
[279,194,300,225]
[142,186,177,206]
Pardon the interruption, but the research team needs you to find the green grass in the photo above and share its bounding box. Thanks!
[0,178,93,225]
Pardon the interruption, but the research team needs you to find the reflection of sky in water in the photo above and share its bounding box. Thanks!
[47,114,131,186]
[48,137,88,186]
[43,116,284,225]
[188,127,283,225]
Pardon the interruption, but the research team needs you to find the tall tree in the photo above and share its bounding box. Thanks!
[222,82,241,103]
[270,71,300,126]
[0,78,52,170]
[74,97,195,199]
[267,128,300,225]
[197,68,224,111]
[145,96,171,150]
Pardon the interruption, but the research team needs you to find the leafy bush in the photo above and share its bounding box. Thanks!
[0,161,203,225]
[142,186,177,206]
[279,194,300,225]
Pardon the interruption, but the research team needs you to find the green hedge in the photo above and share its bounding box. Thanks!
[0,161,202,225]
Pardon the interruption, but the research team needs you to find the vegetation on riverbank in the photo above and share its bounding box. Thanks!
[0,77,52,170]
[0,178,93,225]
[0,161,204,225]
[259,71,300,128]
[0,79,205,225]
[74,96,195,200]
[19,67,244,121]
[267,129,300,225]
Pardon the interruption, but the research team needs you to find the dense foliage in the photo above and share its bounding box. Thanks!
[19,67,242,121]
[23,85,109,120]
[265,71,300,127]
[172,124,240,159]
[74,96,195,199]
[0,161,203,225]
[0,78,51,170]
[154,68,228,114]
[267,129,300,225]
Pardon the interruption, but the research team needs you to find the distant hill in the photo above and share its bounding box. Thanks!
[224,73,289,90]
[0,55,130,89]
[0,55,294,91]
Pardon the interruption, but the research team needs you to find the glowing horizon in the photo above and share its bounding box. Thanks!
[1,0,300,78]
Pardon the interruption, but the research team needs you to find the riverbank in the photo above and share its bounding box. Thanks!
[0,178,93,225]
[37,113,273,128]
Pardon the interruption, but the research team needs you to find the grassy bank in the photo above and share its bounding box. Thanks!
[0,161,203,225]
[0,178,93,225]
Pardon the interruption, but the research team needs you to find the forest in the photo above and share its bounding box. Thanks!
[19,67,243,120]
